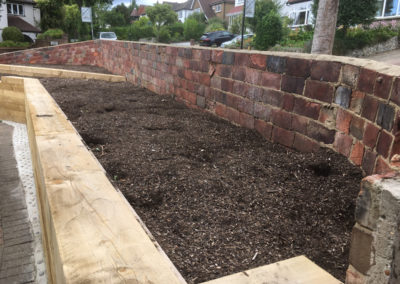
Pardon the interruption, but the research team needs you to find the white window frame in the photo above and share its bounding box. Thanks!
[7,3,24,16]
[290,9,310,27]
[376,0,400,18]
[214,4,222,13]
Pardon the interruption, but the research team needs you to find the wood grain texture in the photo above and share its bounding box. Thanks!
[0,77,26,123]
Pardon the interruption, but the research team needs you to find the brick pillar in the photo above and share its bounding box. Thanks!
[346,173,400,283]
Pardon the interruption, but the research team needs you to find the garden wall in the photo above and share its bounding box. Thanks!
[1,41,400,283]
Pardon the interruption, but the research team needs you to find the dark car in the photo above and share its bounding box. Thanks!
[199,31,236,47]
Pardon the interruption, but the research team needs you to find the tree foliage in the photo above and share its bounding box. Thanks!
[63,4,80,39]
[36,0,65,31]
[205,17,225,32]
[2,27,24,42]
[312,0,378,29]
[183,18,205,40]
[146,4,177,41]
[247,0,279,32]
[127,16,154,40]
[229,15,242,34]
[254,11,282,50]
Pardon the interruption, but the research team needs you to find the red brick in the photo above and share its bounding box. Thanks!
[282,75,305,95]
[254,103,272,121]
[304,80,334,103]
[282,94,294,111]
[293,97,321,120]
[293,134,319,153]
[363,123,379,148]
[234,53,250,66]
[272,110,292,130]
[376,130,393,158]
[361,95,379,122]
[245,68,261,85]
[311,61,341,82]
[350,116,365,140]
[260,72,281,90]
[216,65,232,78]
[351,141,364,166]
[201,49,211,61]
[215,103,227,118]
[319,106,336,128]
[375,157,392,175]
[336,108,352,134]
[237,97,254,115]
[254,119,272,140]
[307,121,336,144]
[286,58,311,78]
[198,73,211,86]
[226,107,240,124]
[350,90,365,114]
[221,78,234,93]
[357,68,376,94]
[225,93,239,108]
[232,66,246,81]
[232,81,249,97]
[249,54,267,70]
[239,112,254,129]
[292,114,309,135]
[334,132,353,157]
[391,77,400,106]
[341,64,360,89]
[272,126,295,148]
[211,76,221,89]
[362,150,377,175]
[261,89,283,107]
[374,74,393,100]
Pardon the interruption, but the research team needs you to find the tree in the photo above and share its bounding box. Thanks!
[205,17,225,32]
[312,0,378,30]
[183,18,205,40]
[127,16,154,41]
[104,9,126,27]
[187,12,207,24]
[254,11,282,50]
[63,4,80,39]
[146,4,177,41]
[248,0,279,32]
[64,0,113,7]
[311,0,339,54]
[36,0,65,31]
[113,3,132,25]
[229,15,242,34]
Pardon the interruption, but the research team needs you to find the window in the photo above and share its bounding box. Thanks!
[291,10,310,26]
[7,3,24,16]
[377,0,400,17]
[178,11,183,18]
[214,4,222,13]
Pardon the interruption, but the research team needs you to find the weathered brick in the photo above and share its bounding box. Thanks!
[341,65,360,89]
[333,132,353,157]
[260,72,281,90]
[363,123,379,148]
[361,95,379,122]
[196,95,206,108]
[254,119,272,140]
[311,61,341,82]
[226,107,240,124]
[225,93,239,108]
[349,224,373,275]
[222,52,235,65]
[215,103,227,118]
[281,75,305,95]
[334,86,352,108]
[390,77,400,106]
[246,85,263,101]
[376,103,395,131]
[254,102,272,121]
[213,89,226,104]
[293,97,321,120]
[336,108,352,134]
[201,49,211,61]
[216,65,232,78]
[261,89,283,107]
[245,68,261,85]
[266,56,286,74]
[249,54,267,70]
[239,112,254,129]
[374,74,393,100]
[237,97,254,115]
[304,80,334,103]
[319,106,336,129]
[362,149,377,175]
[307,121,336,144]
[351,141,364,166]
[282,94,294,111]
[375,157,392,174]
[286,58,311,78]
[232,66,246,81]
[234,53,250,66]
[293,133,319,152]
[221,78,234,93]
[357,68,376,94]
[211,76,221,89]
[376,130,393,158]
[292,114,309,135]
[350,116,365,140]
[272,109,292,130]
[272,126,294,147]
[350,91,365,114]
[211,50,224,63]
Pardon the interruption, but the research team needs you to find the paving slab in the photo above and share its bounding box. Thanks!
[366,48,400,66]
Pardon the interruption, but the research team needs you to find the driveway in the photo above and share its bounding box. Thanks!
[366,49,400,66]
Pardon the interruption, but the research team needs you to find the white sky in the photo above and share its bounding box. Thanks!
[112,0,185,7]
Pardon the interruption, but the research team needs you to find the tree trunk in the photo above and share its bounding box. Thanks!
[311,0,340,54]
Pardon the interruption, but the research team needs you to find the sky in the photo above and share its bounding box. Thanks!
[112,0,185,7]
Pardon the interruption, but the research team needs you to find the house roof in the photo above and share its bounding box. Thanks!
[7,0,36,3]
[287,0,310,4]
[165,0,193,11]
[209,0,234,5]
[226,5,242,16]
[7,15,40,33]
[197,0,216,19]
[131,5,147,17]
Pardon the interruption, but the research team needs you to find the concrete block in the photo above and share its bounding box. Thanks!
[349,223,373,274]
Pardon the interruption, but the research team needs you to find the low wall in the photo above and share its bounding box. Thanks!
[1,41,400,283]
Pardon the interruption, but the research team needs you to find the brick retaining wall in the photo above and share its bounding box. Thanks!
[1,40,400,283]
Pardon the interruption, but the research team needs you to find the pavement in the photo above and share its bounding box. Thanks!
[366,48,400,66]
[0,122,42,284]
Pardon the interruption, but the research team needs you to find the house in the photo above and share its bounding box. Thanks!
[165,0,199,23]
[131,5,148,21]
[1,0,41,42]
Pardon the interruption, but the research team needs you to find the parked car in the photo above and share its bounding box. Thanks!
[221,34,254,48]
[199,31,236,47]
[99,32,117,40]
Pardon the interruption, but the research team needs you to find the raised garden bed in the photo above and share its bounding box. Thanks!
[39,76,363,283]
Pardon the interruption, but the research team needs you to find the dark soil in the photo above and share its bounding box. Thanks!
[41,77,363,283]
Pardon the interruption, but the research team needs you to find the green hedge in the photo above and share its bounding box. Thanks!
[2,27,24,42]
[37,29,64,40]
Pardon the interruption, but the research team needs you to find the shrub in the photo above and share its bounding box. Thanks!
[0,40,29,47]
[158,26,171,43]
[127,17,154,41]
[254,11,282,50]
[183,18,205,40]
[113,26,129,40]
[2,27,24,42]
[205,17,226,32]
[229,15,242,35]
[169,22,184,37]
[37,28,64,40]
